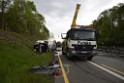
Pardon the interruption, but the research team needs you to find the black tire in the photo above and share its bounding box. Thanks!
[62,47,65,55]
[62,51,65,55]
[87,56,93,61]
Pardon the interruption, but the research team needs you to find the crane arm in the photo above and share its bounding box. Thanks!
[71,4,81,28]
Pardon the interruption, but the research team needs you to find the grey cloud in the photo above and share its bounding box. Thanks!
[32,0,124,37]
[33,0,124,18]
[33,0,87,18]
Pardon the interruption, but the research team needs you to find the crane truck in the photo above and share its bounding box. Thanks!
[61,4,97,60]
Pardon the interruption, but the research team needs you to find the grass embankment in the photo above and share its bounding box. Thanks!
[0,31,53,83]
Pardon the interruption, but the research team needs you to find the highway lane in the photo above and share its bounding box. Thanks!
[54,51,124,83]
[93,56,124,77]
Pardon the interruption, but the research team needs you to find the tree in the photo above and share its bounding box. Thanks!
[0,0,50,39]
[0,0,11,30]
[93,3,124,46]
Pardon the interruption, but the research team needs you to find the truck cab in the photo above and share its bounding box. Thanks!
[61,26,97,60]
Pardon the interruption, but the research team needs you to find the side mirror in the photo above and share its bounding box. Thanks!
[61,33,67,39]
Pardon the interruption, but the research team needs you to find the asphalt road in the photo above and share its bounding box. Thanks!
[54,51,124,83]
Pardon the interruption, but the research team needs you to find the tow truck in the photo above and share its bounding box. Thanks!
[61,4,97,60]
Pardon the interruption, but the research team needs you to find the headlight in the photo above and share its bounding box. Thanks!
[94,45,97,49]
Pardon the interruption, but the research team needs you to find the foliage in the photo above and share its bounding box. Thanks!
[93,3,124,46]
[0,0,11,30]
[0,0,49,39]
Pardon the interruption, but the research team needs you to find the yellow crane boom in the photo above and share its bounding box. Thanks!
[71,4,81,28]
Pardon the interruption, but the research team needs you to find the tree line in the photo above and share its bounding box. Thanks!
[0,0,49,39]
[93,3,124,46]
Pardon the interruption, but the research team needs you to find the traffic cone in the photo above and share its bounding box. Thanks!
[55,69,61,76]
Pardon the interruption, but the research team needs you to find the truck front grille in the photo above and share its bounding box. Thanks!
[73,45,95,51]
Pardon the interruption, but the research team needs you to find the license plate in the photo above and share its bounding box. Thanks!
[81,51,87,53]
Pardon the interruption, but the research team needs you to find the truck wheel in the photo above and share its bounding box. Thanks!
[87,56,93,61]
[62,51,65,55]
[62,48,65,55]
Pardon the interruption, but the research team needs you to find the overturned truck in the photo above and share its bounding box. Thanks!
[34,40,48,53]
[34,40,57,53]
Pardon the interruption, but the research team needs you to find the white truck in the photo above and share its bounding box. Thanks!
[61,26,97,60]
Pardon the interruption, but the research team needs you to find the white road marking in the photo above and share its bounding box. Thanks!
[101,64,124,75]
[88,61,124,81]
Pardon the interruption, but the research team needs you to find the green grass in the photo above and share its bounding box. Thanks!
[0,32,53,83]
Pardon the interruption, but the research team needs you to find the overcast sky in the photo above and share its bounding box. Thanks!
[32,0,124,41]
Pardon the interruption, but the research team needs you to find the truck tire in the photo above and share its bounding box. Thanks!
[62,47,65,55]
[87,56,93,61]
[62,51,65,55]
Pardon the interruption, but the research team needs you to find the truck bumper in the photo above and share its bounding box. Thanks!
[68,49,97,57]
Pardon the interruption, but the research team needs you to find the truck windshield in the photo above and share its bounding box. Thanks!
[71,30,95,40]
